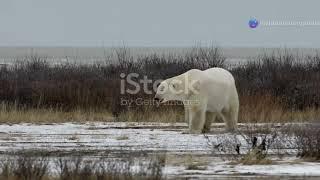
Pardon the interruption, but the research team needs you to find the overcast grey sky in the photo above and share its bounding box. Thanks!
[1,0,320,47]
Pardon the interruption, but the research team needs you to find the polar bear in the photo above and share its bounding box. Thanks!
[154,67,239,134]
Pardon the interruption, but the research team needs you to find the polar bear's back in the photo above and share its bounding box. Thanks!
[186,67,235,85]
[203,67,235,85]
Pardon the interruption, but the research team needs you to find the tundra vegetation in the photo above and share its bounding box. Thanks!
[0,153,165,180]
[0,46,320,170]
[0,46,319,123]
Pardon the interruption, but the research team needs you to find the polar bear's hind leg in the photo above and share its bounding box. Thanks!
[228,89,239,131]
[221,102,238,132]
[222,110,237,132]
[229,101,239,131]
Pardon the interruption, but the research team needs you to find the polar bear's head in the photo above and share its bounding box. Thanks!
[154,74,200,103]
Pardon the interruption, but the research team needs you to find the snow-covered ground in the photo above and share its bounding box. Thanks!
[0,122,319,178]
[165,160,320,178]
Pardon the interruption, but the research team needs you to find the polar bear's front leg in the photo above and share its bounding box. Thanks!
[189,109,206,134]
[184,105,190,125]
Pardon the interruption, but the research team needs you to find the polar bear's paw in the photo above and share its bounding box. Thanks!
[181,130,190,134]
[181,130,202,134]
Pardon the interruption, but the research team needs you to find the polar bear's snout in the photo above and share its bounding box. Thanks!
[154,94,164,103]
[154,82,167,103]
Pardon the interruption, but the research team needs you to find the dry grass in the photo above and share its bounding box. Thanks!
[0,103,113,124]
[236,150,274,165]
[185,163,207,171]
[239,94,320,123]
[115,135,129,140]
[184,155,209,170]
[67,134,79,141]
[0,99,318,124]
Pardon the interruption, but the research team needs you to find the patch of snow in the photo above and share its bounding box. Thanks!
[0,122,319,177]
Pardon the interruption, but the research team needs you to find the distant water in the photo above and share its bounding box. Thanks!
[0,47,319,66]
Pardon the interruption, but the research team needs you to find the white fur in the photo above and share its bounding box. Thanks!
[155,67,239,133]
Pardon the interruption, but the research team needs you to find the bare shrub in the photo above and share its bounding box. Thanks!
[233,52,320,111]
[0,47,319,123]
[203,123,293,164]
[294,124,320,160]
[204,133,242,161]
[1,153,165,180]
[0,155,49,180]
[56,155,164,180]
[0,158,15,179]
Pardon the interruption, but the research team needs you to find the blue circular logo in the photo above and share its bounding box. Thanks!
[249,18,259,28]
